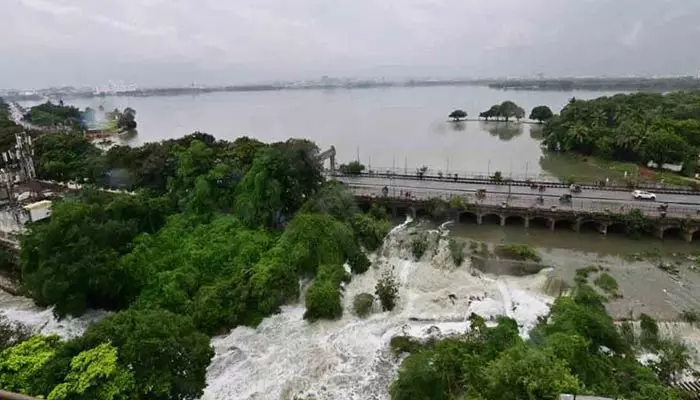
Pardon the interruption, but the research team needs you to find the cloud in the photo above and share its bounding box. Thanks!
[1,0,700,88]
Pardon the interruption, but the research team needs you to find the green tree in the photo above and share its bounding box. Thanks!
[449,109,467,121]
[78,309,213,400]
[33,133,104,182]
[641,130,690,166]
[529,106,554,123]
[338,160,365,175]
[48,343,136,400]
[375,270,399,311]
[498,101,521,122]
[485,344,581,400]
[0,335,62,396]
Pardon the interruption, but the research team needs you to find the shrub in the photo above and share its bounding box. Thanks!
[594,272,620,297]
[304,280,343,321]
[353,293,375,317]
[640,313,660,349]
[494,244,541,262]
[621,209,653,239]
[574,266,599,285]
[375,271,399,311]
[348,252,371,274]
[492,171,503,182]
[390,336,424,355]
[680,309,700,325]
[448,239,466,266]
[350,214,391,252]
[411,234,429,260]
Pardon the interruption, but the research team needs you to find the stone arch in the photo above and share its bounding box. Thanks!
[553,219,575,231]
[459,211,478,224]
[504,215,526,226]
[481,213,502,225]
[529,216,551,230]
[661,226,684,240]
[578,220,600,233]
[606,222,627,236]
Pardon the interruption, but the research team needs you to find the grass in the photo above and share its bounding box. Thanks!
[540,152,699,188]
[494,244,541,262]
[594,272,622,298]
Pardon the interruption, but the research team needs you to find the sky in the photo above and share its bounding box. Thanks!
[2,0,700,89]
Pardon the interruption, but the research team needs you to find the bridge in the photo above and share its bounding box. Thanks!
[339,173,700,242]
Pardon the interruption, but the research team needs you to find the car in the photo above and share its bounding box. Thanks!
[632,190,656,200]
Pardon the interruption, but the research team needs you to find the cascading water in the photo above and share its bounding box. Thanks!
[202,219,554,400]
[0,290,108,339]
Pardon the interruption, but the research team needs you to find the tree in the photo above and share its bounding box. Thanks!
[338,160,365,175]
[514,106,526,122]
[33,133,104,182]
[530,106,554,123]
[375,270,399,311]
[117,108,137,131]
[480,105,501,121]
[20,189,173,316]
[485,344,581,400]
[498,101,521,122]
[77,309,213,400]
[0,335,62,396]
[449,109,467,121]
[48,343,136,400]
[641,130,689,166]
[303,264,348,321]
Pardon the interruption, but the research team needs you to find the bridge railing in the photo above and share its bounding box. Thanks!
[350,186,700,219]
[331,167,699,195]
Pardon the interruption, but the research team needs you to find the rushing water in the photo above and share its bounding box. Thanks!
[49,86,623,176]
[2,218,700,399]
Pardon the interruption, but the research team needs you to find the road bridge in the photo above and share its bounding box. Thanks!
[347,184,700,242]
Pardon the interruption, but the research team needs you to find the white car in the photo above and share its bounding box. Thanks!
[632,190,656,200]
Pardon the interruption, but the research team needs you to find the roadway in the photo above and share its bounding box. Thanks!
[339,176,700,218]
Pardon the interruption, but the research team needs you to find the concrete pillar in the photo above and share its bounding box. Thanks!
[409,207,417,220]
[524,217,530,229]
[573,218,581,233]
[476,213,483,225]
[499,215,506,227]
[684,228,697,243]
[548,218,556,231]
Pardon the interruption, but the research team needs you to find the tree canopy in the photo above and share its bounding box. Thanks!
[543,92,700,168]
[449,109,467,121]
[530,105,554,123]
[479,101,525,122]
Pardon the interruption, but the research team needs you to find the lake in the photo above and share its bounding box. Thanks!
[57,86,621,177]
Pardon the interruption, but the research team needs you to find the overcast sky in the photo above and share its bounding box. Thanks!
[2,0,700,89]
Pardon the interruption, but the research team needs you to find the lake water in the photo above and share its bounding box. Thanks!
[57,86,621,177]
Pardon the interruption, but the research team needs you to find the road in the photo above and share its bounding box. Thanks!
[340,176,700,218]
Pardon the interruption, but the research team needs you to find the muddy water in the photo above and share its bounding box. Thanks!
[449,221,700,320]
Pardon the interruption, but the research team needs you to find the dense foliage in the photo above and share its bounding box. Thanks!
[6,132,394,399]
[391,284,684,400]
[543,92,700,170]
[479,101,526,122]
[24,101,84,130]
[0,98,23,153]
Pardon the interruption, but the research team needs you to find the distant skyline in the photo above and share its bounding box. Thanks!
[2,0,700,89]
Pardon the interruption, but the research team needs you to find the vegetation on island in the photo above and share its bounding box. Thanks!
[479,101,526,122]
[543,92,700,175]
[2,132,392,399]
[389,281,688,400]
[449,109,467,121]
[338,160,365,175]
[530,105,554,123]
[23,101,84,130]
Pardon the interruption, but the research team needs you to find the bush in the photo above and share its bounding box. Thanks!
[574,266,599,285]
[492,171,503,182]
[680,309,700,325]
[494,244,541,262]
[390,336,424,355]
[348,252,371,274]
[640,313,660,349]
[375,271,399,311]
[350,214,391,252]
[448,239,466,266]
[621,209,653,239]
[304,280,343,321]
[411,234,429,261]
[594,272,621,297]
[353,293,375,317]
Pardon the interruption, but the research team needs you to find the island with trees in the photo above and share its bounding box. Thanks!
[478,101,526,122]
